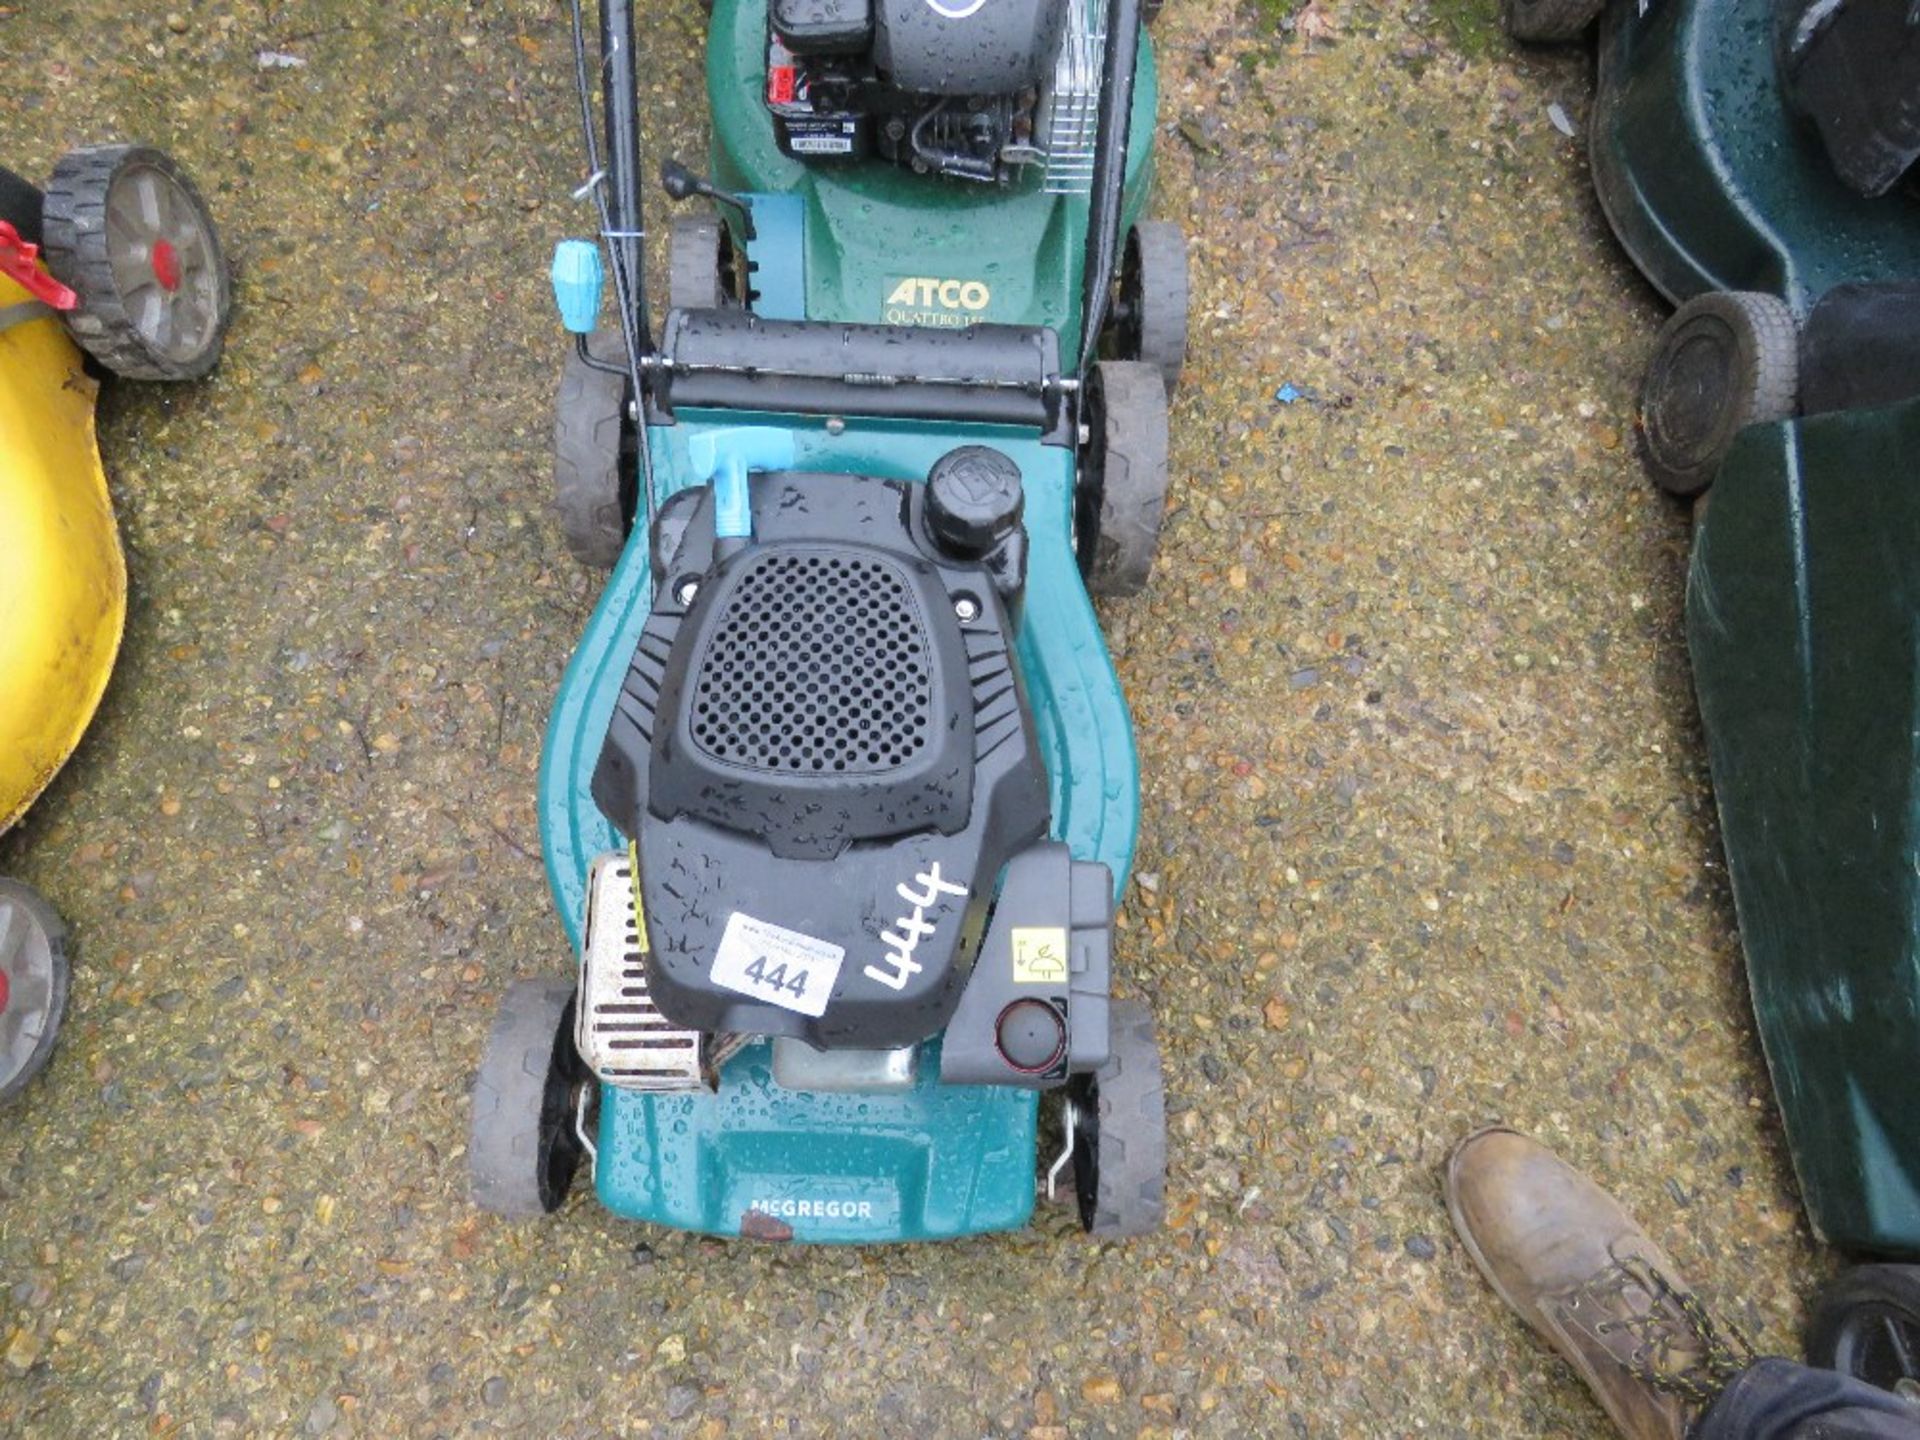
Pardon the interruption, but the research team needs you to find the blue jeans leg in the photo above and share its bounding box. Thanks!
[1692,1358,1920,1440]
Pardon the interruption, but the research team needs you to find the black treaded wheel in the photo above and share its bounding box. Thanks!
[1069,999,1167,1238]
[1638,290,1799,498]
[41,144,231,381]
[1077,360,1173,597]
[1806,1264,1920,1397]
[1502,0,1604,42]
[0,880,71,1105]
[668,213,743,312]
[469,978,590,1219]
[1108,220,1190,398]
[553,328,636,568]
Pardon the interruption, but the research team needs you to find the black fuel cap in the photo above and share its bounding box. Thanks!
[996,998,1066,1074]
[926,445,1023,556]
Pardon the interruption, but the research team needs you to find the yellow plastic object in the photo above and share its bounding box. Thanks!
[0,272,126,833]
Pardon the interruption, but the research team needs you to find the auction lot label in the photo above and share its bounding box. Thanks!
[710,912,846,1018]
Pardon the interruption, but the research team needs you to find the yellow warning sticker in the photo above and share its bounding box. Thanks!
[1011,927,1069,985]
[628,841,650,954]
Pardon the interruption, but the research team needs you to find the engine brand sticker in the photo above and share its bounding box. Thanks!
[746,1197,875,1221]
[883,275,993,330]
[1011,927,1069,985]
[711,913,846,1018]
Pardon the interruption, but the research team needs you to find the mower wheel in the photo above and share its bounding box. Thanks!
[0,880,71,1105]
[1638,290,1799,498]
[1069,999,1167,1238]
[470,978,590,1219]
[553,328,635,568]
[1806,1265,1920,1397]
[1501,0,1604,42]
[1077,360,1172,597]
[42,145,231,381]
[1111,221,1189,397]
[668,213,743,312]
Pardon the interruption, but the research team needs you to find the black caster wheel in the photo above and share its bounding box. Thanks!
[1638,290,1800,498]
[553,329,637,568]
[1067,999,1167,1238]
[469,978,591,1218]
[667,213,745,312]
[42,144,232,381]
[0,880,71,1104]
[1077,360,1172,598]
[1806,1264,1920,1399]
[1108,221,1189,398]
[1502,0,1604,42]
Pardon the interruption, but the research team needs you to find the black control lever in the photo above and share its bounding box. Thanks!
[660,159,757,242]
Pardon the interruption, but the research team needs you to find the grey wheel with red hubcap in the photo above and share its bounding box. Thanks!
[0,880,71,1104]
[42,144,232,381]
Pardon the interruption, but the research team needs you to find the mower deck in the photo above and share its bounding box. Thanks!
[1591,0,1920,310]
[704,0,1157,344]
[539,411,1139,1241]
[1687,396,1920,1257]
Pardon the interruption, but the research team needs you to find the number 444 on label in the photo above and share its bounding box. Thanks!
[710,912,848,1019]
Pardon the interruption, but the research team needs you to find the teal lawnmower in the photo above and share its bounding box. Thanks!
[1509,0,1920,1394]
[469,0,1188,1243]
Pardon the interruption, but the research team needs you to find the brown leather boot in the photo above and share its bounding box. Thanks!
[1445,1126,1756,1439]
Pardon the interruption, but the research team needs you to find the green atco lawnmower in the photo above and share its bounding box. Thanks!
[469,0,1188,1243]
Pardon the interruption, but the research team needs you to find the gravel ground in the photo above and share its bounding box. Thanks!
[0,1,1821,1436]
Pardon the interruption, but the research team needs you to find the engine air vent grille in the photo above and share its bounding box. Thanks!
[690,549,934,775]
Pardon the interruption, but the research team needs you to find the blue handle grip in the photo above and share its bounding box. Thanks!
[551,239,604,335]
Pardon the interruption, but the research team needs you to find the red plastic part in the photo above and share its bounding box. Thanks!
[768,65,796,105]
[151,237,182,292]
[0,221,78,311]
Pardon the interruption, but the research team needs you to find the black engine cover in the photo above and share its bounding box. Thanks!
[874,0,1064,95]
[593,469,1049,1049]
